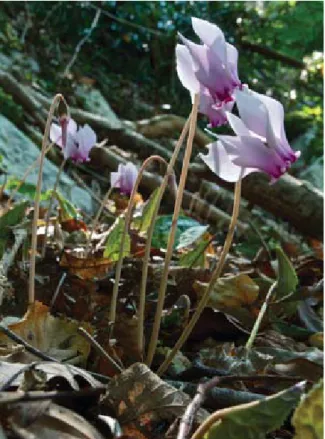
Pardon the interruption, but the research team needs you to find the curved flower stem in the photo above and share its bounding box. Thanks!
[28,94,63,306]
[41,158,67,258]
[245,280,277,351]
[138,116,192,360]
[85,185,116,256]
[146,94,199,367]
[156,178,242,376]
[108,155,170,332]
[6,143,54,206]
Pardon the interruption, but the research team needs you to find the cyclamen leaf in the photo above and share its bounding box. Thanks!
[275,246,298,299]
[179,238,210,268]
[176,225,208,250]
[292,379,323,439]
[151,215,203,250]
[137,187,160,234]
[104,217,131,261]
[53,190,79,221]
[0,201,28,237]
[206,382,305,439]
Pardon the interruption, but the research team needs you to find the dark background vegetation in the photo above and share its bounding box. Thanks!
[0,1,323,166]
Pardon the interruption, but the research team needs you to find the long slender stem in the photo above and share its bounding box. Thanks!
[146,94,200,367]
[41,158,67,258]
[7,142,54,206]
[109,155,169,330]
[28,94,63,305]
[157,178,242,376]
[245,280,277,350]
[137,116,191,359]
[85,185,115,255]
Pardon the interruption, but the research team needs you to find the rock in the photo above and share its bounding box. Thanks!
[299,157,323,191]
[75,84,122,130]
[0,114,93,212]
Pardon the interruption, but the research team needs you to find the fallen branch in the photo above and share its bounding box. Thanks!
[189,163,323,240]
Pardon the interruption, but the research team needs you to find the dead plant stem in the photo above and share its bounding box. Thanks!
[138,116,191,359]
[28,94,63,305]
[109,155,169,330]
[85,185,115,255]
[41,158,67,258]
[245,280,278,350]
[157,178,242,376]
[146,94,199,367]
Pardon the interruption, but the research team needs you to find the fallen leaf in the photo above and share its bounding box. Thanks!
[292,379,323,439]
[60,250,113,280]
[0,360,101,391]
[101,362,208,435]
[0,301,92,364]
[195,274,259,309]
[3,401,106,439]
[205,381,305,439]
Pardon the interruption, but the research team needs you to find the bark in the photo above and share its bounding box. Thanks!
[189,163,323,240]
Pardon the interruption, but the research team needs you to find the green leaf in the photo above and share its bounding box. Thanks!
[0,201,28,237]
[0,201,28,258]
[5,179,51,201]
[176,225,208,250]
[179,237,209,268]
[103,217,131,261]
[293,379,323,439]
[53,190,79,221]
[206,382,305,439]
[151,214,203,250]
[275,246,298,299]
[135,187,161,234]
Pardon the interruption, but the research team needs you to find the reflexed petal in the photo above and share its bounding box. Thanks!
[67,118,78,135]
[175,44,200,93]
[50,123,63,147]
[191,17,227,65]
[234,88,269,139]
[221,135,285,178]
[76,124,97,158]
[63,135,78,161]
[226,112,250,136]
[226,43,240,84]
[200,140,255,182]
[123,162,138,195]
[110,163,138,195]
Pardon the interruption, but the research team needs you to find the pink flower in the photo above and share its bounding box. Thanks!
[200,87,300,183]
[110,162,138,196]
[176,17,240,127]
[50,118,97,163]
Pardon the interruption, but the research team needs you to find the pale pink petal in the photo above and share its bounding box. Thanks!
[50,123,63,147]
[176,44,200,94]
[226,43,240,85]
[234,88,269,139]
[76,124,97,160]
[191,17,227,65]
[226,112,250,136]
[67,118,78,136]
[221,135,286,179]
[200,141,255,182]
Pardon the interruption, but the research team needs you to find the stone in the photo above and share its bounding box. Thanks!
[75,84,122,130]
[0,114,93,212]
[299,157,323,191]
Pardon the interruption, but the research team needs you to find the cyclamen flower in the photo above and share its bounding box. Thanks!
[50,118,97,163]
[200,87,301,183]
[176,17,241,127]
[110,162,138,196]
